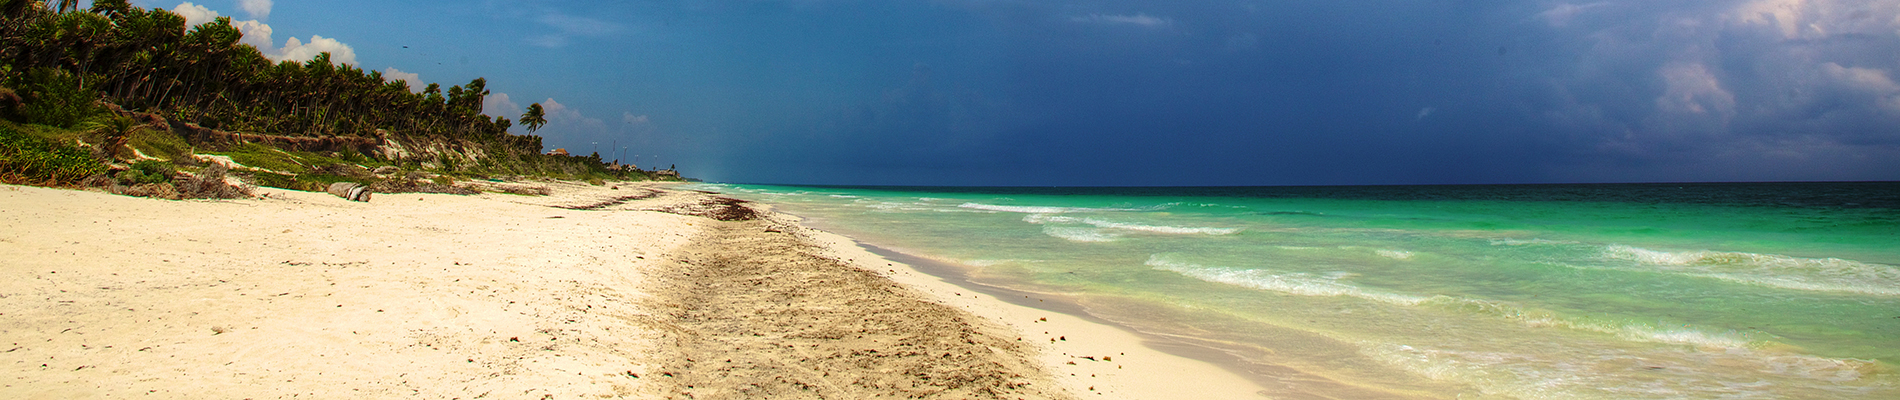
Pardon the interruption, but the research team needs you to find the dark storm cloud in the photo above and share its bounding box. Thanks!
[1509,0,1900,181]
[193,0,1900,184]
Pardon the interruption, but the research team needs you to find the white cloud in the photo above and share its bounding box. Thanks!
[173,2,355,66]
[529,13,621,48]
[237,0,271,20]
[541,98,578,121]
[1725,0,1900,39]
[1416,107,1436,120]
[540,98,608,133]
[1655,62,1735,117]
[381,67,421,91]
[1820,63,1900,112]
[1071,13,1173,28]
[1537,3,1609,27]
[622,112,650,125]
[484,92,522,118]
[276,35,357,65]
[172,2,220,28]
[230,19,273,51]
[528,99,658,156]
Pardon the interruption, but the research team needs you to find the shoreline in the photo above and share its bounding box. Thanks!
[0,182,1264,398]
[772,207,1269,399]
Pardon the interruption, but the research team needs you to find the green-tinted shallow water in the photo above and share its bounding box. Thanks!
[692,182,1900,399]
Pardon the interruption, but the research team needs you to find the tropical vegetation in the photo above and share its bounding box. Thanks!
[0,0,664,195]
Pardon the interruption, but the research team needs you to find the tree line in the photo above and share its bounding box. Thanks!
[0,0,548,155]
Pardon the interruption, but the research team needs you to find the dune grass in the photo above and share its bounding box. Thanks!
[0,124,105,185]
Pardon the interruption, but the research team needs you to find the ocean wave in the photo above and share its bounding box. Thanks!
[1489,238,1580,246]
[1601,245,1900,296]
[1358,341,1878,400]
[1022,214,1241,235]
[1375,249,1416,260]
[957,202,1151,214]
[1423,296,1755,348]
[1147,255,1430,306]
[1152,254,1761,349]
[1042,226,1121,242]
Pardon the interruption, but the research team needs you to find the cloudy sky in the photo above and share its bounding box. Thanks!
[134,0,1900,185]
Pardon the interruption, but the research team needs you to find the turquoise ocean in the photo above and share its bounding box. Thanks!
[690,182,1899,399]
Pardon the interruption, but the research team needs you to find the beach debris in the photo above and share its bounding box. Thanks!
[643,196,758,220]
[326,182,372,202]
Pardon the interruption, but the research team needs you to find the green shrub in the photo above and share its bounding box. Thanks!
[119,160,174,185]
[209,143,307,173]
[10,68,99,128]
[247,171,300,190]
[127,127,192,163]
[0,125,106,185]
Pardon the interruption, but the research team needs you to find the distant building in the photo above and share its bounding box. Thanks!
[548,148,569,156]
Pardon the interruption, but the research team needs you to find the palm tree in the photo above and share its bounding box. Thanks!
[520,103,547,133]
[80,115,149,161]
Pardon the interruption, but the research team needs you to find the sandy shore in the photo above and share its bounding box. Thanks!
[1,182,1263,399]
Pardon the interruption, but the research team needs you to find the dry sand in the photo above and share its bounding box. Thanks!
[1,182,1264,399]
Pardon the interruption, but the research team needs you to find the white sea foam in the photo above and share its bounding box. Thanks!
[1042,226,1121,242]
[1147,255,1430,306]
[1601,245,1900,296]
[1425,297,1754,349]
[1022,214,1240,235]
[957,202,1153,213]
[1153,254,1762,349]
[1374,249,1416,260]
[1489,238,1580,246]
[828,194,859,198]
[1360,340,1880,399]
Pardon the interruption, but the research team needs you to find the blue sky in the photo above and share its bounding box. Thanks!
[134,1,1900,185]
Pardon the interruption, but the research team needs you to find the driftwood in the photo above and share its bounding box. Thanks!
[326,182,372,202]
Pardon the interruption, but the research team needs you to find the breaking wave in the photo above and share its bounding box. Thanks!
[1375,249,1416,260]
[1150,254,1760,349]
[1023,214,1241,235]
[1601,245,1900,296]
[1042,226,1121,242]
[1147,255,1430,306]
[957,202,1154,213]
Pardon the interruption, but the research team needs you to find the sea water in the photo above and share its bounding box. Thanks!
[689,182,1900,399]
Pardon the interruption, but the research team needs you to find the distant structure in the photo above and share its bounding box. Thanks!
[547,148,569,156]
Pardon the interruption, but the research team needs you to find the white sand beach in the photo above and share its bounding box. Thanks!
[0,182,1264,399]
